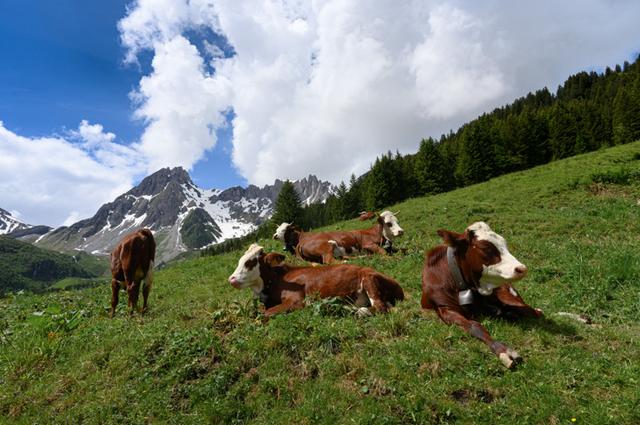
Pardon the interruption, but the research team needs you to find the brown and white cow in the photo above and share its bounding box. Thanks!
[273,210,404,264]
[110,228,156,317]
[421,222,542,368]
[358,211,376,221]
[228,244,404,317]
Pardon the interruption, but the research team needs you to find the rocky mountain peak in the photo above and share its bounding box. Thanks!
[128,167,194,197]
[34,168,335,263]
[0,207,30,235]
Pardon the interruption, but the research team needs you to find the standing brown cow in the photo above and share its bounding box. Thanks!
[110,228,156,317]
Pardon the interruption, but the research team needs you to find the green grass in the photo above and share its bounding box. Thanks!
[2,143,640,424]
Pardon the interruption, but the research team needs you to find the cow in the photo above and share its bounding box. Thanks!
[228,244,405,317]
[358,211,376,221]
[421,222,542,368]
[110,228,156,317]
[273,210,404,264]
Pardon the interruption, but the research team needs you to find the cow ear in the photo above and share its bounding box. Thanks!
[263,252,286,267]
[437,229,465,247]
[466,229,476,243]
[377,215,385,225]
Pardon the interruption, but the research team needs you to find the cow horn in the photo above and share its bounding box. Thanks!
[393,211,400,216]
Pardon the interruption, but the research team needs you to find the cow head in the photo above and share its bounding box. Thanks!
[437,222,527,295]
[273,222,291,242]
[228,244,286,295]
[273,222,301,254]
[378,211,404,240]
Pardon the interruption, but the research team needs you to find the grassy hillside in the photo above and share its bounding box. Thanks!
[1,143,639,424]
[0,237,108,295]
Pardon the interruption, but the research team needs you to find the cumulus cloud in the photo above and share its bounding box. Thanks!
[71,120,116,147]
[119,0,640,186]
[131,35,231,172]
[0,121,140,226]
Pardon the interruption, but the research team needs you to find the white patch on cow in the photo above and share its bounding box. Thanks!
[467,222,526,292]
[328,239,347,258]
[229,244,264,294]
[273,222,291,242]
[379,211,404,240]
[509,286,518,298]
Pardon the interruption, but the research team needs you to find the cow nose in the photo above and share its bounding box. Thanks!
[273,234,278,240]
[228,276,237,285]
[514,265,528,276]
[397,229,404,236]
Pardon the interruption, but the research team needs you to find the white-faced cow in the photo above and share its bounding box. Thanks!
[421,222,542,368]
[273,210,404,264]
[110,228,156,317]
[228,244,404,317]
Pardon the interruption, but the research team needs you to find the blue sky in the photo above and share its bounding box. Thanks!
[0,0,244,190]
[1,1,639,227]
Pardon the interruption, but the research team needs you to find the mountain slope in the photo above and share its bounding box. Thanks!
[0,236,105,295]
[2,142,639,423]
[35,168,334,263]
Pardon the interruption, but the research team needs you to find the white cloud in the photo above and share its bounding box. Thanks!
[131,35,232,173]
[71,120,116,147]
[119,0,640,186]
[0,121,140,227]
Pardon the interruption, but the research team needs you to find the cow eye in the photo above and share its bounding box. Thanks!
[386,222,392,227]
[244,258,258,270]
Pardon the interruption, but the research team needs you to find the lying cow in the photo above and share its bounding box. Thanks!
[228,244,404,317]
[273,211,404,264]
[358,211,376,221]
[421,222,542,368]
[110,228,156,317]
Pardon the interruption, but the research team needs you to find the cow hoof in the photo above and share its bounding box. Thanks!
[356,307,372,318]
[499,349,522,369]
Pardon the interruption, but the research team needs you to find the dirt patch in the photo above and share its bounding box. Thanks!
[451,388,496,404]
[587,183,632,198]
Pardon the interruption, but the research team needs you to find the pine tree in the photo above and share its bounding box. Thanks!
[414,138,447,195]
[271,180,304,227]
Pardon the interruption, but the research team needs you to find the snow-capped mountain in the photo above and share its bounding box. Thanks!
[0,208,30,235]
[35,167,335,263]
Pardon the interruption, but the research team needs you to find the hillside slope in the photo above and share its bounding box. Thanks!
[0,237,107,295]
[1,143,639,423]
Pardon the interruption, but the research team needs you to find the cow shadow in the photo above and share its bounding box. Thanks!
[477,310,580,337]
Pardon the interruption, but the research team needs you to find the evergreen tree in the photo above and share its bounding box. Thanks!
[455,119,496,185]
[271,180,304,227]
[343,174,364,217]
[414,138,447,195]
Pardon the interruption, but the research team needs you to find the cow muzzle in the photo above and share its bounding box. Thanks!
[228,276,241,289]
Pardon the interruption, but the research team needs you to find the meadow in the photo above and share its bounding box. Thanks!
[1,142,639,424]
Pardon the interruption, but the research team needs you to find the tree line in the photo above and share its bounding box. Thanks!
[203,55,640,256]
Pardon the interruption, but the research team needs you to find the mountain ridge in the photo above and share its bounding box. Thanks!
[31,167,335,263]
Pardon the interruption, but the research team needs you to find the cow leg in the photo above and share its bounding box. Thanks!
[437,307,522,369]
[110,279,120,318]
[494,285,543,318]
[362,243,387,256]
[362,277,390,314]
[321,252,335,264]
[142,270,153,314]
[264,300,305,317]
[142,281,151,313]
